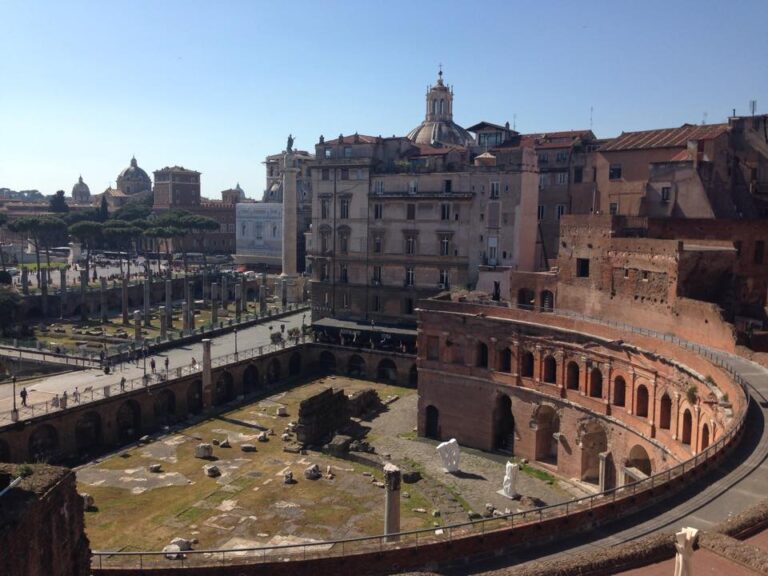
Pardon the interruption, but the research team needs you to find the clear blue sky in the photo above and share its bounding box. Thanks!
[1,0,766,199]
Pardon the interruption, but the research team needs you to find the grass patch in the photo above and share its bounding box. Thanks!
[398,430,417,441]
[520,463,556,484]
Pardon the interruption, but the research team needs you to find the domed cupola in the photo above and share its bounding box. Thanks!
[116,156,152,196]
[406,68,475,147]
[71,175,91,203]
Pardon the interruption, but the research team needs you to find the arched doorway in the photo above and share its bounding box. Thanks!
[636,385,649,418]
[589,368,603,398]
[580,421,608,486]
[187,380,203,414]
[566,362,580,390]
[540,290,554,312]
[682,409,693,445]
[29,424,59,462]
[319,351,336,374]
[75,412,102,455]
[347,355,366,378]
[408,364,418,387]
[476,342,488,368]
[499,348,512,372]
[289,352,302,376]
[425,405,439,440]
[268,358,281,383]
[116,400,141,444]
[520,351,534,378]
[517,288,535,310]
[627,444,652,477]
[700,423,710,450]
[215,371,235,405]
[154,389,176,425]
[659,394,672,429]
[613,376,626,407]
[377,359,397,383]
[543,355,557,384]
[535,406,560,464]
[493,394,515,453]
[242,365,259,395]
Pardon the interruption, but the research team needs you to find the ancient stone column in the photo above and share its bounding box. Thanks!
[221,275,228,310]
[282,152,298,277]
[281,276,288,308]
[182,302,189,332]
[211,282,219,326]
[202,268,209,305]
[202,339,213,409]
[59,268,67,294]
[259,284,266,314]
[134,310,142,342]
[121,276,129,325]
[21,268,28,295]
[143,279,151,327]
[165,279,173,328]
[598,451,610,492]
[187,281,195,329]
[100,277,108,323]
[383,463,401,542]
[234,283,242,322]
[79,269,88,321]
[159,306,167,339]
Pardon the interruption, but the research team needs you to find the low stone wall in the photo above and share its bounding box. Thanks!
[0,464,90,576]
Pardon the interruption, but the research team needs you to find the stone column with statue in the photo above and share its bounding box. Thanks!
[281,137,300,304]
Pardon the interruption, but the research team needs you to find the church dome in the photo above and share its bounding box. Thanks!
[71,175,91,203]
[116,156,152,195]
[406,69,474,148]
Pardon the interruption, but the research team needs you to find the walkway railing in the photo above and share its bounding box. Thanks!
[90,307,753,570]
[0,332,307,427]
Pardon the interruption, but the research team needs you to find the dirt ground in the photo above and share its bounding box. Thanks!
[77,376,576,553]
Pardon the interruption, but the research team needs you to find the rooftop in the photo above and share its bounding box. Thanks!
[601,123,728,152]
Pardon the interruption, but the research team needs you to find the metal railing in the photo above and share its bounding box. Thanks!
[89,306,754,570]
[0,315,308,427]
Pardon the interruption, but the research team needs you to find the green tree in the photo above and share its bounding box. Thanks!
[0,213,8,271]
[99,195,109,221]
[103,220,143,276]
[181,214,219,271]
[37,216,68,271]
[9,217,43,285]
[49,190,70,213]
[0,288,21,336]
[69,220,103,282]
[111,201,152,222]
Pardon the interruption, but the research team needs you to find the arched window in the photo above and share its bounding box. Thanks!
[700,423,710,450]
[682,409,692,445]
[521,351,534,378]
[499,348,512,373]
[566,362,579,390]
[659,394,672,429]
[613,376,626,406]
[636,385,649,418]
[543,355,557,384]
[589,368,603,398]
[476,342,488,368]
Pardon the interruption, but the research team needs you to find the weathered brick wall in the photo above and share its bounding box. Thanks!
[0,464,90,576]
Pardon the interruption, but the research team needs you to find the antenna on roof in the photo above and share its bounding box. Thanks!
[589,106,594,130]
[750,100,757,116]
[702,111,708,125]
[513,113,517,131]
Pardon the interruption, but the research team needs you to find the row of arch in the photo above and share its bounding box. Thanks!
[516,288,555,312]
[3,350,307,464]
[424,393,656,488]
[318,351,418,387]
[469,344,713,453]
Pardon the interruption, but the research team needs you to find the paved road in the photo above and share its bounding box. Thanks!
[462,350,768,574]
[0,310,306,415]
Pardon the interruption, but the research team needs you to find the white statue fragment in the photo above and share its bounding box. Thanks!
[674,526,698,576]
[502,461,519,498]
[436,438,461,473]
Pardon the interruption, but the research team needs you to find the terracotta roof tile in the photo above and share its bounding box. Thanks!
[601,123,728,152]
[322,134,378,145]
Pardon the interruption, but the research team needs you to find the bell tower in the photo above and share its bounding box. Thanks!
[425,66,453,122]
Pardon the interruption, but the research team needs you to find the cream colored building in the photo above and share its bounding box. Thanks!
[309,72,539,329]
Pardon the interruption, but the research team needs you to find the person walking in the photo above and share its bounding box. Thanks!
[20,387,27,407]
[73,387,80,404]
[164,356,169,374]
[120,376,126,392]
[150,358,156,374]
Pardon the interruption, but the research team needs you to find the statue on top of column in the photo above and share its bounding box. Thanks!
[286,134,294,153]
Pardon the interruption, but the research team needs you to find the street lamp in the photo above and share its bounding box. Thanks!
[234,328,238,359]
[11,375,17,414]
[142,343,148,386]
